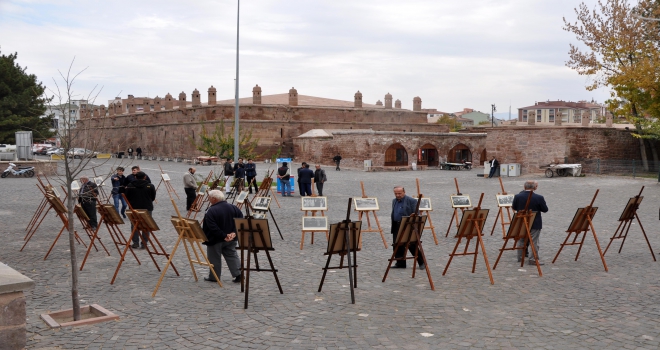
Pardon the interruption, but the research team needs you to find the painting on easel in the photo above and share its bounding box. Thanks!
[302,216,328,231]
[253,197,272,211]
[353,198,379,211]
[302,197,328,211]
[450,195,471,208]
[236,191,249,204]
[496,194,514,207]
[161,173,171,181]
[415,198,432,211]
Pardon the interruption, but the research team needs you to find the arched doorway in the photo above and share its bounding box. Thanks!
[448,143,472,163]
[417,144,438,167]
[384,143,408,166]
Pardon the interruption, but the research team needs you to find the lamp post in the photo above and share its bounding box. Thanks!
[234,0,240,162]
[491,104,496,127]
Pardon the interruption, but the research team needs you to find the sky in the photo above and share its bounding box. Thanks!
[0,0,611,118]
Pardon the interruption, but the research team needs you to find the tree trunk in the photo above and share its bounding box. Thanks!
[67,188,81,321]
[639,138,649,171]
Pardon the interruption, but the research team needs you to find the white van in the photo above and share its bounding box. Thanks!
[0,144,16,152]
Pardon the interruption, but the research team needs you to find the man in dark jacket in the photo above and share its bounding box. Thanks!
[296,162,307,195]
[111,167,127,218]
[333,154,342,171]
[78,176,99,230]
[245,159,258,194]
[298,163,314,196]
[512,180,549,265]
[313,164,327,196]
[488,156,500,178]
[234,163,246,191]
[125,165,152,185]
[390,186,425,269]
[277,162,291,197]
[183,167,197,211]
[223,158,234,194]
[125,171,157,249]
[202,190,243,283]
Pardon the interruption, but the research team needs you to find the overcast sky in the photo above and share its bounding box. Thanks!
[0,0,610,117]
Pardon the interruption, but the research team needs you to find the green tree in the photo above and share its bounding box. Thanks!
[195,120,261,160]
[0,50,53,143]
[436,114,462,131]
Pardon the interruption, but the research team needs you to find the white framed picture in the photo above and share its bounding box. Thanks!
[198,184,208,195]
[50,186,61,198]
[94,177,104,186]
[353,198,379,211]
[415,197,432,211]
[301,196,328,211]
[71,180,80,191]
[450,195,471,208]
[253,197,272,211]
[236,191,249,204]
[252,212,267,220]
[496,194,514,207]
[161,173,171,181]
[302,216,328,231]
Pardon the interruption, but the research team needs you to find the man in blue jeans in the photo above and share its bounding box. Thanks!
[488,156,499,178]
[111,167,127,218]
[277,162,291,197]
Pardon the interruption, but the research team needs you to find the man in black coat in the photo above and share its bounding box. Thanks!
[202,190,243,283]
[313,164,327,196]
[245,159,258,194]
[512,180,549,264]
[125,165,152,185]
[298,163,314,196]
[125,171,157,249]
[333,154,342,171]
[78,176,99,231]
[296,162,307,195]
[488,156,500,178]
[390,186,425,269]
[223,158,234,194]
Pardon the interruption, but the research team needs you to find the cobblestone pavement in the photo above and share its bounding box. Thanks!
[2,158,660,349]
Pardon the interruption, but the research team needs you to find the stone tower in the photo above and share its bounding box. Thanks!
[289,87,298,106]
[253,85,262,104]
[354,90,363,108]
[154,96,162,111]
[376,100,383,106]
[192,89,201,107]
[581,111,590,126]
[143,99,150,113]
[128,95,136,114]
[208,86,217,106]
[178,91,187,109]
[395,99,401,109]
[412,96,422,111]
[528,111,536,125]
[606,113,613,127]
[164,93,174,110]
[108,104,115,117]
[99,105,106,117]
[384,93,393,109]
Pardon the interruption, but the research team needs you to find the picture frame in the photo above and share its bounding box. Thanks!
[567,207,598,232]
[198,184,208,195]
[619,196,643,221]
[496,194,514,207]
[456,209,490,237]
[49,185,61,199]
[353,198,379,211]
[252,212,267,220]
[46,194,67,215]
[235,218,272,250]
[170,216,207,241]
[161,173,171,181]
[450,195,471,208]
[395,215,428,243]
[505,211,538,239]
[252,197,272,211]
[415,197,432,211]
[94,177,104,186]
[302,216,328,231]
[127,210,160,231]
[301,196,328,211]
[74,204,90,221]
[70,180,80,191]
[100,204,124,225]
[326,221,363,253]
[236,191,249,204]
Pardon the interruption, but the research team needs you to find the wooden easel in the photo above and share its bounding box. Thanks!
[489,177,514,236]
[152,190,223,297]
[300,186,328,249]
[603,186,656,261]
[111,195,180,284]
[24,176,57,244]
[74,203,110,257]
[442,193,494,285]
[318,198,361,304]
[492,191,543,276]
[355,181,387,248]
[416,178,438,245]
[91,169,110,203]
[250,170,281,209]
[40,194,87,260]
[236,201,283,309]
[445,178,471,237]
[154,164,180,199]
[187,171,214,219]
[552,190,608,271]
[80,203,140,271]
[382,195,435,290]
[227,177,245,202]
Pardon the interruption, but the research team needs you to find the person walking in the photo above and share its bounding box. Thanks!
[277,162,291,197]
[183,167,197,211]
[333,154,342,171]
[79,176,99,231]
[488,156,500,178]
[313,164,327,196]
[111,167,127,218]
[136,146,142,158]
[512,180,548,265]
[125,171,156,249]
[245,159,258,194]
[202,190,243,283]
[390,186,425,269]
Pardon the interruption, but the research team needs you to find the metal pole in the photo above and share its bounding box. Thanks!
[233,0,240,163]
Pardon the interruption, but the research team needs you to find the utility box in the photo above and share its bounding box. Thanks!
[364,159,372,171]
[508,163,521,177]
[15,131,33,160]
[500,164,509,177]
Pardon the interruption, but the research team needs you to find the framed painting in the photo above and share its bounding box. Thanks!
[450,195,471,208]
[301,197,328,211]
[353,198,379,211]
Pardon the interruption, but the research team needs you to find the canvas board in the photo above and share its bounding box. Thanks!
[46,194,67,214]
[326,221,363,253]
[198,184,208,195]
[505,211,538,239]
[395,215,428,243]
[302,216,328,231]
[235,218,273,250]
[353,198,379,211]
[252,197,272,211]
[70,180,80,191]
[48,185,61,199]
[415,197,432,211]
[170,216,207,241]
[100,204,124,225]
[567,207,598,233]
[127,210,159,231]
[456,209,490,237]
[236,191,249,204]
[496,194,514,207]
[450,195,471,208]
[161,173,171,181]
[301,196,328,211]
[94,177,104,186]
[74,204,90,221]
[619,196,643,221]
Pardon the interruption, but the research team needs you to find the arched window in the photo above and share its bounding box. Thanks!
[448,143,472,163]
[384,143,408,166]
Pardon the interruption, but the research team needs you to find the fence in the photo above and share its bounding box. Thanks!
[576,158,660,180]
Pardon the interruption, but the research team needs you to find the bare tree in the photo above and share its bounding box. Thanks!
[48,58,126,320]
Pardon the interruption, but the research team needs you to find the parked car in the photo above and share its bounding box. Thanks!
[0,144,16,152]
[32,143,54,154]
[46,148,63,155]
[66,148,96,159]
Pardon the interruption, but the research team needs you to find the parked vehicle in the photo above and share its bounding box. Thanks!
[32,143,54,154]
[0,144,16,152]
[2,163,35,178]
[46,148,63,155]
[66,148,96,159]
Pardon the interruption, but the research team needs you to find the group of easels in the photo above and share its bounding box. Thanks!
[187,170,215,219]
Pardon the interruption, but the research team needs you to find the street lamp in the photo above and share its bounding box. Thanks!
[234,0,240,162]
[491,104,496,127]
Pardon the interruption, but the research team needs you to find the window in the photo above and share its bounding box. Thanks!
[522,109,527,122]
[537,109,542,122]
[549,109,555,123]
[573,109,580,123]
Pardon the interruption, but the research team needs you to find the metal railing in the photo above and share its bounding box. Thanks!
[575,158,660,180]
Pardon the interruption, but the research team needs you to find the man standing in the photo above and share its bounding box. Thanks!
[125,171,156,249]
[298,163,314,196]
[136,146,142,158]
[183,167,197,211]
[488,156,499,178]
[223,158,234,194]
[111,167,127,218]
[202,190,243,283]
[313,164,327,196]
[333,154,342,171]
[127,147,133,157]
[79,176,99,231]
[512,180,548,265]
[390,186,425,269]
[277,162,291,197]
[125,165,152,185]
[234,163,246,191]
[245,159,258,194]
[296,162,306,194]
